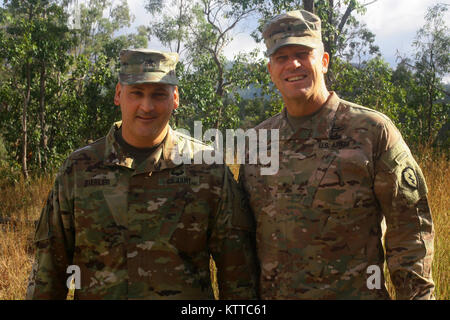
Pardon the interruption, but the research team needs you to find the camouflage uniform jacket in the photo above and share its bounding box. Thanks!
[239,92,434,299]
[27,122,258,300]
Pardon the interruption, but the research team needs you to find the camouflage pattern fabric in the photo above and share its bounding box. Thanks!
[26,122,258,300]
[239,92,435,299]
[262,10,323,56]
[119,49,179,86]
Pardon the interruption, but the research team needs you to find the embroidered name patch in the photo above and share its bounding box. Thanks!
[158,176,200,186]
[319,140,350,149]
[84,179,110,187]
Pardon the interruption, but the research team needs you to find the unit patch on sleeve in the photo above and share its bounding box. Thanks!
[402,167,418,189]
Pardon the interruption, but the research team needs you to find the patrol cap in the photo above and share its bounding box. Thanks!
[119,48,179,86]
[262,10,322,56]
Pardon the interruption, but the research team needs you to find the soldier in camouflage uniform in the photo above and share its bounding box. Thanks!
[239,10,435,299]
[26,49,258,300]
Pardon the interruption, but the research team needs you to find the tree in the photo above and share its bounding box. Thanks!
[390,60,421,146]
[332,56,401,124]
[145,0,193,54]
[1,0,45,178]
[33,1,76,170]
[146,0,256,130]
[411,3,449,145]
[0,0,148,177]
[69,0,148,142]
[74,0,134,58]
[393,4,449,148]
[188,1,255,128]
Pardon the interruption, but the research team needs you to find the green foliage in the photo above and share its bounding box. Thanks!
[391,4,449,148]
[0,135,7,163]
[332,56,401,123]
[147,0,257,130]
[0,134,22,188]
[0,0,143,175]
[0,0,448,178]
[410,4,449,147]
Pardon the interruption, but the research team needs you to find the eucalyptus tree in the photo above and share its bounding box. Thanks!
[411,3,449,145]
[145,0,256,130]
[0,0,76,177]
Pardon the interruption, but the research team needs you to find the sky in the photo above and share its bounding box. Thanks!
[118,0,448,68]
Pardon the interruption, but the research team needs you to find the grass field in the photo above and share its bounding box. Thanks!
[0,149,448,300]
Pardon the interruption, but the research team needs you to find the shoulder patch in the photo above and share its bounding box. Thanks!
[402,167,418,189]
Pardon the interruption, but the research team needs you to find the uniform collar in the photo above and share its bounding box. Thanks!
[104,121,185,173]
[279,91,340,141]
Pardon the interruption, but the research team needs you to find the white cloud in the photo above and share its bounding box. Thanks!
[118,0,448,67]
[360,0,449,66]
[223,18,266,60]
[223,33,266,60]
[362,0,431,36]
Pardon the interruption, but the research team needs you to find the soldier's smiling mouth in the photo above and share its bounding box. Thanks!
[285,75,307,82]
[136,115,157,120]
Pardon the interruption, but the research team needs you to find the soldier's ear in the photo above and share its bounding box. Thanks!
[114,83,122,106]
[267,60,275,82]
[322,52,330,74]
[173,86,179,110]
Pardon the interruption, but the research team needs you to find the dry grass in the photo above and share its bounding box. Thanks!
[415,148,449,299]
[0,150,448,300]
[0,218,35,299]
[0,174,53,300]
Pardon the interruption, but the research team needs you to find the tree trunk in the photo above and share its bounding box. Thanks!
[427,86,433,144]
[303,0,315,13]
[212,51,224,129]
[22,62,31,179]
[39,61,47,172]
[324,0,357,85]
[323,0,335,85]
[176,0,184,54]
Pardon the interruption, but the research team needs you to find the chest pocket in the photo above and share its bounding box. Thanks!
[261,140,337,208]
[125,171,191,245]
[313,146,375,211]
[74,170,127,253]
[248,141,336,247]
[314,146,377,253]
[149,169,209,254]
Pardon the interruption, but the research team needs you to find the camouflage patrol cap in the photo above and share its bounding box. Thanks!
[262,10,322,56]
[119,49,179,85]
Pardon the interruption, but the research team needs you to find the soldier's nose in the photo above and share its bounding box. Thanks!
[140,98,154,112]
[291,58,302,69]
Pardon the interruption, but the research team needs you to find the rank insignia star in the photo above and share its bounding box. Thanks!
[143,58,157,71]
